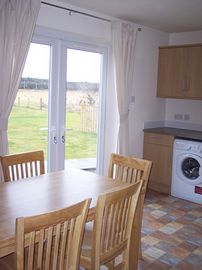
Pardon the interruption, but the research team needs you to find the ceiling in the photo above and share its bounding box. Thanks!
[57,0,202,33]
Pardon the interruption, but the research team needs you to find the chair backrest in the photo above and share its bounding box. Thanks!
[0,151,45,182]
[16,198,91,270]
[91,181,143,269]
[108,153,152,260]
[108,153,152,193]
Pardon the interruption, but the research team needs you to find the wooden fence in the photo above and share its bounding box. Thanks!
[80,104,98,133]
[14,96,98,133]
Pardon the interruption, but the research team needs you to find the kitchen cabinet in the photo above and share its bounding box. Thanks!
[143,132,174,194]
[157,44,202,99]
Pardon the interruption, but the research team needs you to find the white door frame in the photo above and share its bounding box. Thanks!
[32,27,108,173]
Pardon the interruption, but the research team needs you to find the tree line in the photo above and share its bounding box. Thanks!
[19,77,99,91]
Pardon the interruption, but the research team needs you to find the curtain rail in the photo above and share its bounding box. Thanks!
[41,1,142,31]
[41,1,111,22]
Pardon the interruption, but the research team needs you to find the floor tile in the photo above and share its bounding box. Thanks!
[154,240,174,253]
[168,245,190,259]
[172,262,197,270]
[145,260,171,270]
[184,253,202,266]
[159,224,180,235]
[177,240,199,252]
[193,246,202,256]
[159,253,181,266]
[144,247,166,259]
[142,235,161,246]
[194,217,202,225]
[151,209,167,218]
[136,190,202,270]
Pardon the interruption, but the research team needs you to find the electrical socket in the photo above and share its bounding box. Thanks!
[184,114,190,121]
[131,96,135,103]
[174,113,183,120]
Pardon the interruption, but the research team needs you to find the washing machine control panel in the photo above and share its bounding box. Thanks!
[175,140,202,154]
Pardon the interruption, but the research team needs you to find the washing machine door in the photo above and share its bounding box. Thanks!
[176,153,202,185]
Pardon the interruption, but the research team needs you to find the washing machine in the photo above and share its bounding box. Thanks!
[171,139,202,204]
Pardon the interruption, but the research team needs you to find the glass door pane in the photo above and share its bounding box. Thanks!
[65,49,101,171]
[8,43,50,171]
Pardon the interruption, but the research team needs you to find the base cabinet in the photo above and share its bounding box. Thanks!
[143,132,174,194]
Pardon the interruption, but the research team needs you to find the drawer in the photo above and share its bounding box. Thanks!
[144,132,174,146]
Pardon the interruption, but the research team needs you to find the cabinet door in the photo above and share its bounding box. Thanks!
[144,143,172,194]
[143,133,174,194]
[157,47,187,98]
[187,46,202,99]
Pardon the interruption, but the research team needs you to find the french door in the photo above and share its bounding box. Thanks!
[8,33,107,173]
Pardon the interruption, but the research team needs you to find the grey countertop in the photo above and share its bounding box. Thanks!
[143,127,202,141]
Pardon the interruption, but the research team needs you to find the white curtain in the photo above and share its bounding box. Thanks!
[112,21,138,155]
[0,0,41,158]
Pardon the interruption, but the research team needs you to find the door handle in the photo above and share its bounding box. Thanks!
[51,126,58,144]
[53,136,58,144]
[61,135,65,144]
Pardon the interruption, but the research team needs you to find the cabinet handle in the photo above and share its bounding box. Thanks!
[187,76,191,90]
[182,77,190,92]
[182,79,186,91]
[168,153,172,168]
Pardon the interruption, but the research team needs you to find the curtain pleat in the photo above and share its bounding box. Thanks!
[0,0,41,179]
[112,21,138,155]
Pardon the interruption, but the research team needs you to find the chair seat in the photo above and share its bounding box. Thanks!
[82,221,93,249]
[80,222,93,269]
[0,253,16,270]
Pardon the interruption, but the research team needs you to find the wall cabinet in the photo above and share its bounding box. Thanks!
[143,132,174,194]
[157,44,202,99]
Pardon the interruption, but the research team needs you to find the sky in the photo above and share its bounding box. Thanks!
[23,43,101,83]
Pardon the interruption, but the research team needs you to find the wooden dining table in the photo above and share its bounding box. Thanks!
[0,168,126,258]
[0,167,142,269]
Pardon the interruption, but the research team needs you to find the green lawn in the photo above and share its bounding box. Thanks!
[8,106,97,159]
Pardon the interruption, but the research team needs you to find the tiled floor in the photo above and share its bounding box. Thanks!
[139,190,202,270]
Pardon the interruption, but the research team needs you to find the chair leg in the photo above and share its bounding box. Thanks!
[139,241,143,259]
[105,260,115,269]
[113,262,125,270]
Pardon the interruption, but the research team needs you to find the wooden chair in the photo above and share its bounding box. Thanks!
[108,153,152,258]
[80,181,143,270]
[0,198,91,270]
[0,150,45,182]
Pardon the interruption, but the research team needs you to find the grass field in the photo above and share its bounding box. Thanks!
[8,106,97,159]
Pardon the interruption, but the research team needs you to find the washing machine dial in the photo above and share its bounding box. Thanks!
[190,145,200,153]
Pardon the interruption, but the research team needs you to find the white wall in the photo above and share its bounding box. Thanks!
[129,27,168,157]
[165,31,202,130]
[169,30,202,45]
